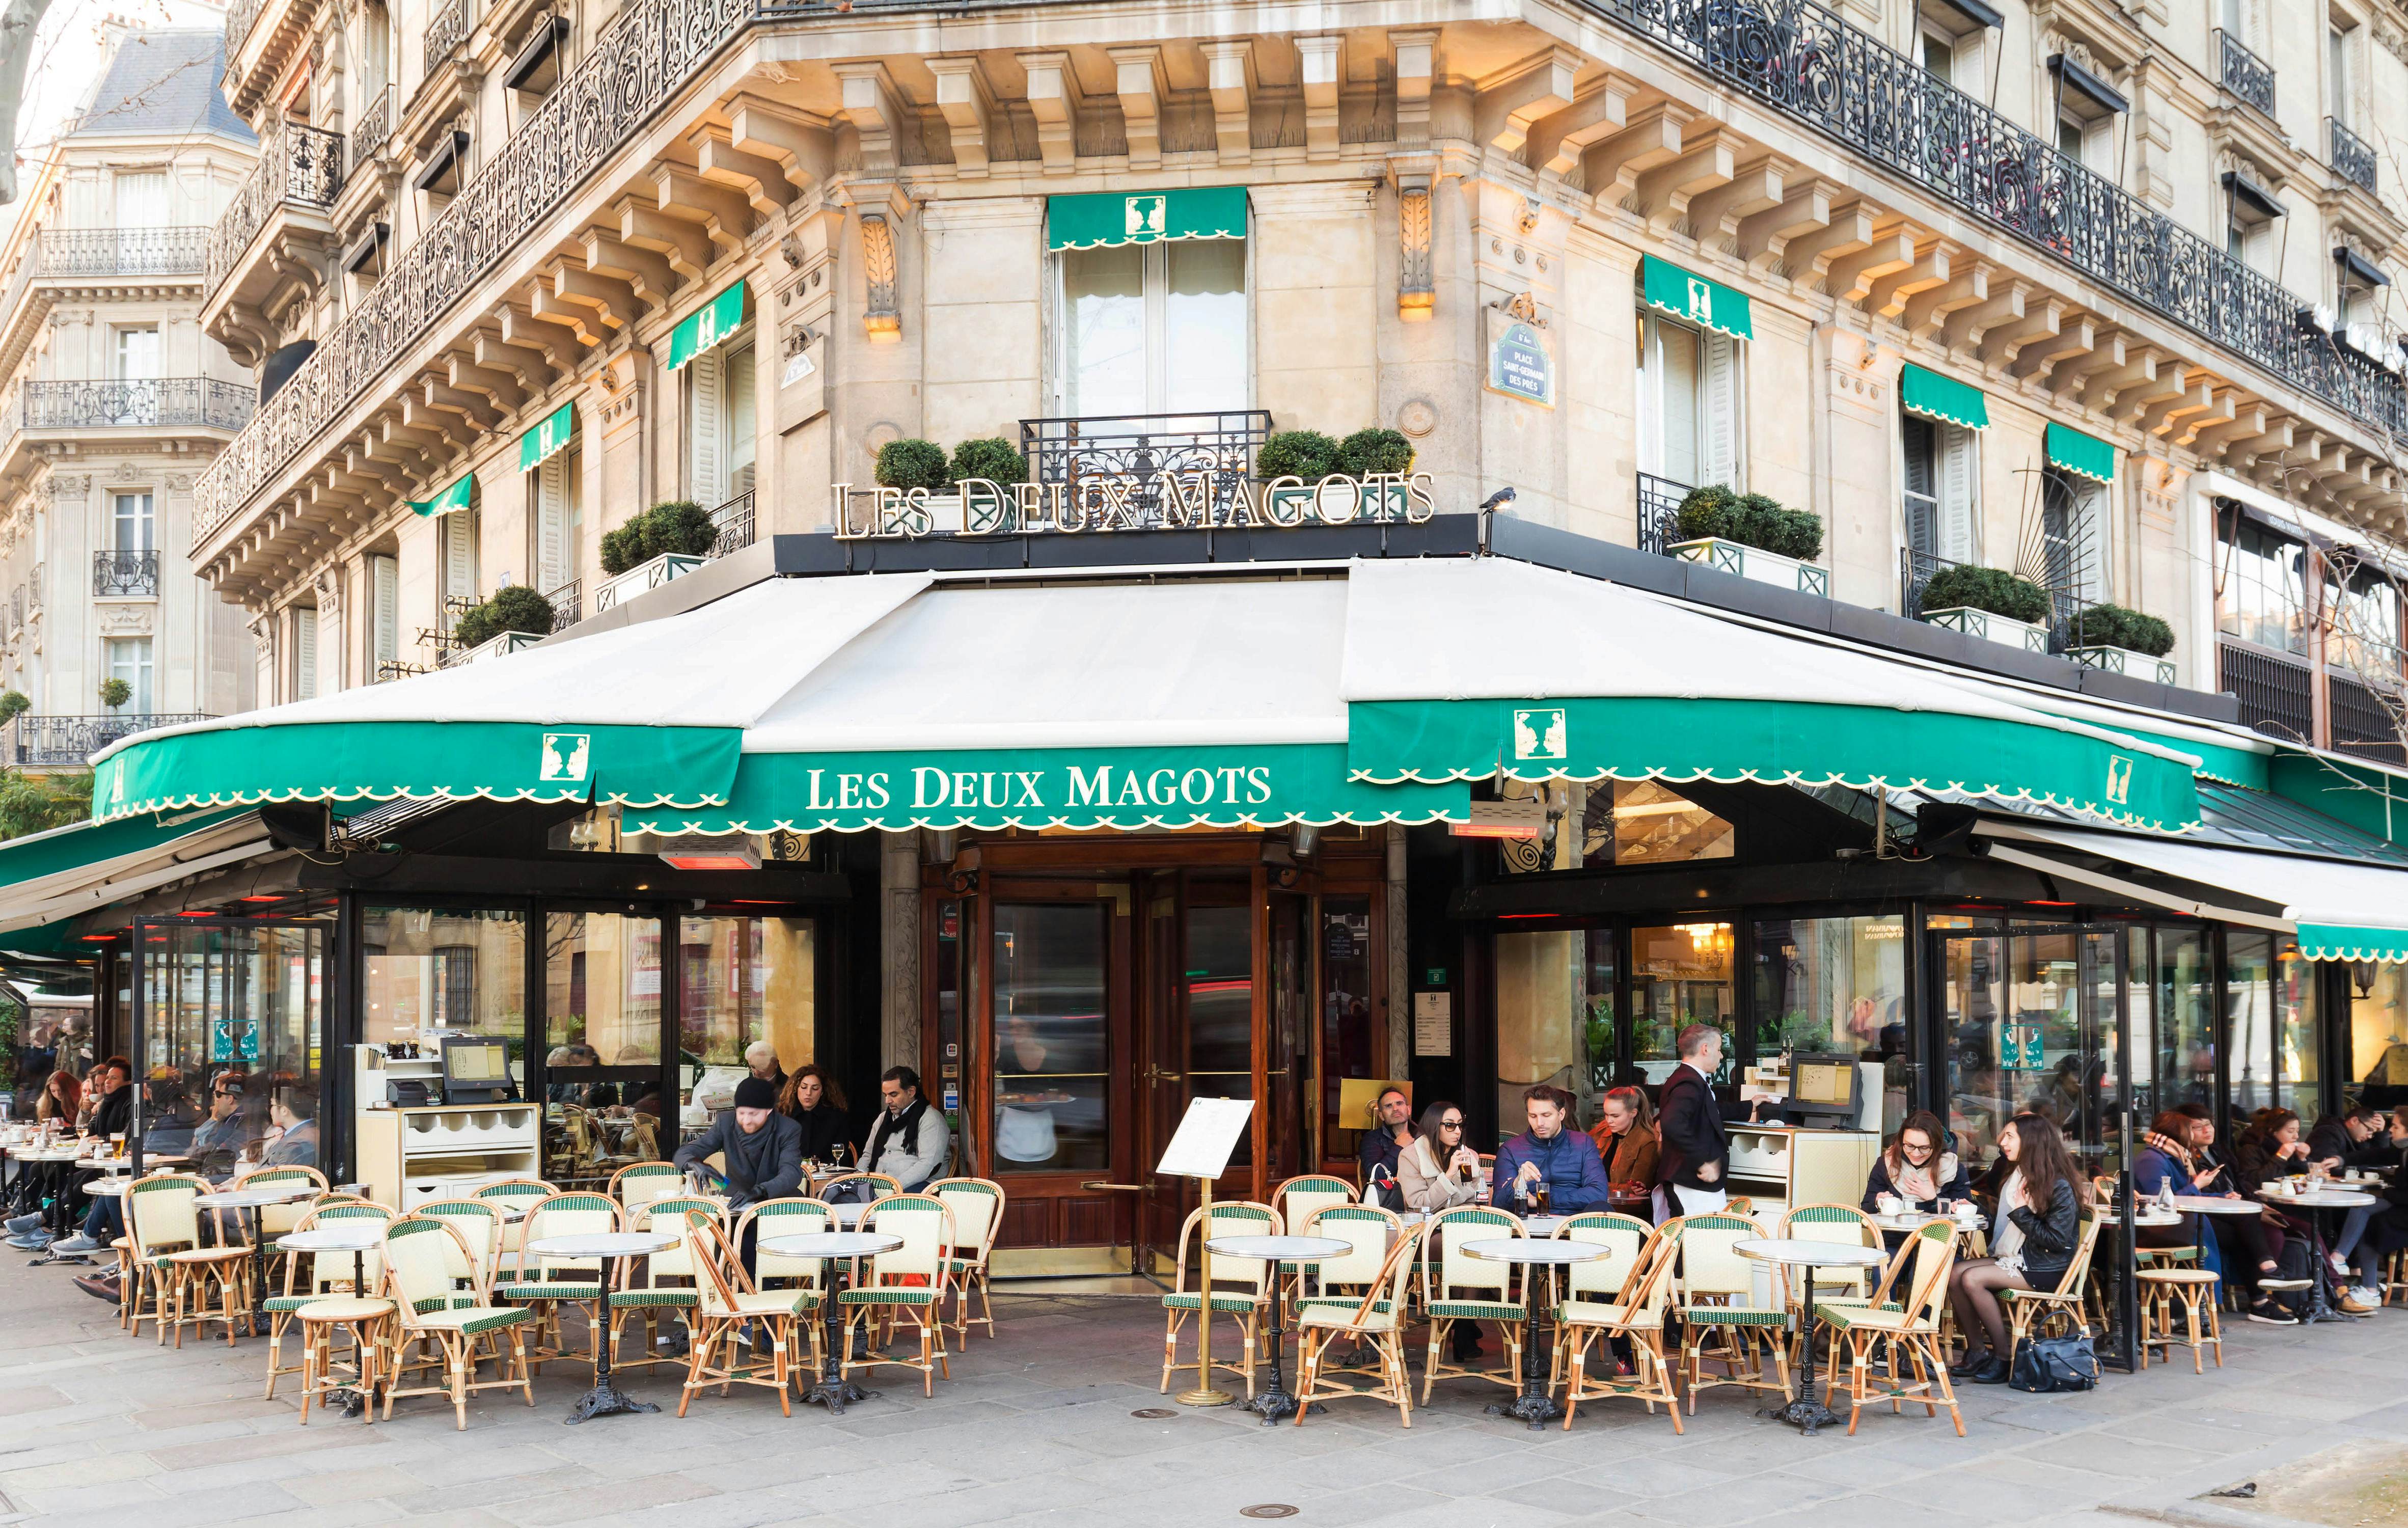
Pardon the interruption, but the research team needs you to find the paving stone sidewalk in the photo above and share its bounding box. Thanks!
[2,1259,2402,1528]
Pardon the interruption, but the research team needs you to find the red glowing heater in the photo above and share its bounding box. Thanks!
[1446,800,1550,840]
[653,833,762,871]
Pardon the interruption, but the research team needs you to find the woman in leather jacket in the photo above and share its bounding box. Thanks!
[1946,1111,2087,1385]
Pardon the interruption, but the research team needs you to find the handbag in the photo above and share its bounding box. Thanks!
[2008,1330,2098,1393]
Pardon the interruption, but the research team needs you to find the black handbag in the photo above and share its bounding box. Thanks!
[2009,1331,2098,1393]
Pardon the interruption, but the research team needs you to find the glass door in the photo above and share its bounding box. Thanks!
[132,919,324,1177]
[1266,891,1309,1184]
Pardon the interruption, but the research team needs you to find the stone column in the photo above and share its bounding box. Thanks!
[882,829,921,1072]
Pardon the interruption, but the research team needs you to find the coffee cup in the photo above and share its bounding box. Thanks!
[1953,1201,1978,1221]
[1876,1193,1902,1215]
[2261,1179,2285,1195]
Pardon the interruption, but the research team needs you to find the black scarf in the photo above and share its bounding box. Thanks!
[867,1097,926,1167]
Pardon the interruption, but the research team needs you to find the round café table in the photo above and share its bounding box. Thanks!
[1205,1234,1349,1425]
[2261,1188,2377,1323]
[758,1230,902,1415]
[1733,1237,1888,1436]
[277,1225,390,1414]
[195,1184,322,1335]
[1462,1237,1609,1429]
[523,1231,677,1421]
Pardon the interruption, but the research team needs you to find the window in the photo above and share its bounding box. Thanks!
[1318,898,1378,1155]
[1752,915,1908,1133]
[368,554,399,677]
[290,607,317,701]
[991,903,1107,1174]
[112,492,154,554]
[361,906,526,1051]
[676,914,813,1136]
[1902,412,1977,565]
[544,912,661,1067]
[2324,563,2402,681]
[2215,512,2308,654]
[1630,923,1732,1085]
[2330,24,2352,127]
[2039,466,2107,613]
[2348,960,2408,1110]
[1057,238,1247,416]
[113,326,159,380]
[1636,311,1739,493]
[1494,778,1734,873]
[112,171,165,270]
[107,636,153,713]
[685,340,754,510]
[1921,30,1953,82]
[1495,928,1608,1132]
[531,454,576,594]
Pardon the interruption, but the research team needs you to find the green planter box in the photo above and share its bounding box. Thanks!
[1668,537,1829,598]
[2069,644,2177,687]
[1923,605,2048,654]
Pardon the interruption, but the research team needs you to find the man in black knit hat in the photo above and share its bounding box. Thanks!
[675,1075,804,1268]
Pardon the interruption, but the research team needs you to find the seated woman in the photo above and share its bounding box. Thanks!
[1945,1112,2086,1384]
[2134,1104,2294,1324]
[1586,1085,1659,1208]
[1398,1100,1484,1214]
[1861,1109,1973,1216]
[2233,1107,2370,1314]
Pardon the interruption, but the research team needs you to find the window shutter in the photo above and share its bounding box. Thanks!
[444,510,476,602]
[1700,331,1741,492]
[319,602,344,694]
[1938,423,1977,564]
[1656,320,1701,487]
[689,349,723,508]
[2074,479,2110,602]
[294,610,318,701]
[371,555,399,666]
[536,455,569,591]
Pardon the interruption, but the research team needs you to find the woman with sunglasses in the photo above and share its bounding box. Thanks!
[1399,1100,1485,1214]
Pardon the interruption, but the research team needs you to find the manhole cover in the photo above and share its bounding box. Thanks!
[1131,1408,1176,1419]
[1239,1508,1299,1520]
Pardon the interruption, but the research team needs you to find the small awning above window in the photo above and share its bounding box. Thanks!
[518,403,577,472]
[412,130,469,195]
[1046,188,1248,251]
[343,222,390,275]
[2336,245,2390,289]
[1901,363,1990,430]
[1640,255,1754,341]
[504,16,572,93]
[1930,0,2003,30]
[408,475,476,518]
[667,282,748,372]
[2044,422,2116,485]
[2224,171,2285,223]
[2049,54,2129,117]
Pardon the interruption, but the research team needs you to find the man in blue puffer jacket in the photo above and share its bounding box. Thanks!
[1492,1085,1612,1215]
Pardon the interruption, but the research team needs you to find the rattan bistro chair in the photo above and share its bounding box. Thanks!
[1272,1175,1356,1306]
[1558,1220,1682,1433]
[1814,1218,1964,1437]
[839,1193,956,1397]
[1418,1205,1525,1400]
[2001,1205,2103,1355]
[678,1211,813,1417]
[1293,1225,1425,1428]
[472,1179,557,1260]
[932,1178,1005,1345]
[415,1199,504,1297]
[264,1200,392,1400]
[498,1192,619,1375]
[610,1194,727,1370]
[741,1197,834,1320]
[610,1161,685,1229]
[1671,1212,1791,1414]
[1159,1200,1281,1398]
[124,1173,210,1344]
[378,1216,537,1431]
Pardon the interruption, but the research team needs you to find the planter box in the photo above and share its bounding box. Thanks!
[593,552,706,614]
[448,630,545,667]
[1668,537,1829,598]
[1922,605,2049,654]
[2069,644,2177,686]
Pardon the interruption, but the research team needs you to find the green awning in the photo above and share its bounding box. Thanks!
[1047,188,1248,251]
[667,282,749,372]
[2296,923,2408,962]
[518,403,577,472]
[0,807,256,889]
[1640,255,1753,341]
[407,475,475,518]
[2045,422,2116,484]
[1901,363,1990,430]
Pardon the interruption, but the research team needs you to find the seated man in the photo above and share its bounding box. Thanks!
[860,1066,951,1193]
[1491,1084,1611,1217]
[674,1077,804,1269]
[258,1085,321,1170]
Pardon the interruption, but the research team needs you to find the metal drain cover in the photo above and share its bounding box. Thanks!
[1131,1407,1177,1419]
[1239,1508,1299,1520]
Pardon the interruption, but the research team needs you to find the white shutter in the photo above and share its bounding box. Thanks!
[1657,321,1701,487]
[689,349,723,507]
[293,610,318,701]
[727,343,757,498]
[2074,479,2110,602]
[444,510,476,601]
[1700,331,1741,492]
[1938,424,1977,564]
[319,602,345,694]
[371,555,399,666]
[536,456,569,591]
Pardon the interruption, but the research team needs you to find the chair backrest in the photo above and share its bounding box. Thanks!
[1778,1203,1880,1293]
[245,1165,327,1235]
[931,1179,1005,1260]
[682,1210,758,1317]
[1427,1205,1521,1303]
[1561,1212,1653,1302]
[382,1215,481,1329]
[417,1198,503,1294]
[2055,1205,2104,1302]
[1171,1200,1281,1300]
[1861,1218,1959,1327]
[816,1171,901,1204]
[742,1197,833,1292]
[1299,1203,1398,1293]
[127,1172,205,1257]
[1275,1175,1354,1243]
[1672,1213,1761,1303]
[517,1192,620,1283]
[863,1193,954,1286]
[640,1195,724,1282]
[1619,1226,1681,1319]
[295,1200,394,1296]
[611,1161,684,1225]
[474,1179,558,1253]
[1332,1226,1423,1334]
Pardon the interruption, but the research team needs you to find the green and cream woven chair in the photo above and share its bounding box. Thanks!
[1671,1212,1791,1414]
[677,1210,813,1418]
[123,1172,201,1343]
[415,1199,504,1298]
[378,1216,537,1430]
[2137,1262,2223,1373]
[1559,1220,1681,1433]
[2002,1204,2103,1357]
[1293,1225,1424,1429]
[741,1197,834,1322]
[498,1192,618,1375]
[472,1179,557,1261]
[1418,1204,1525,1400]
[932,1178,1005,1344]
[610,1193,726,1371]
[129,1172,246,1348]
[263,1200,392,1400]
[840,1192,956,1397]
[1775,1203,1882,1367]
[1293,1204,1402,1380]
[1273,1175,1356,1308]
[610,1160,685,1229]
[242,1165,327,1240]
[1158,1199,1281,1398]
[815,1171,901,1207]
[1814,1218,1963,1437]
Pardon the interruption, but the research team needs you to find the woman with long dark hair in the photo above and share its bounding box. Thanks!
[1945,1112,2087,1383]
[1398,1099,1484,1213]
[1862,1109,1973,1214]
[777,1063,852,1164]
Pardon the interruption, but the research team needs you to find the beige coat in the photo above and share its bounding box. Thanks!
[1398,1134,1484,1213]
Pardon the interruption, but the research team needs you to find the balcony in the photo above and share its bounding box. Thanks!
[34,227,206,281]
[202,119,344,314]
[223,0,327,117]
[1018,411,1272,529]
[351,85,396,168]
[93,550,160,598]
[709,491,755,558]
[2216,30,2276,119]
[1594,0,2404,445]
[18,379,255,433]
[0,713,214,768]
[1635,472,1688,556]
[424,0,472,80]
[2330,118,2378,197]
[543,579,581,629]
[2220,640,2315,742]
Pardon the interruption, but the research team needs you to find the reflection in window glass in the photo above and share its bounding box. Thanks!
[1941,934,2007,1163]
[1165,240,1246,413]
[1494,930,1608,1135]
[1497,780,1734,874]
[1320,899,1373,1159]
[992,904,1107,1174]
[2348,960,2408,1110]
[544,911,661,1073]
[362,906,525,1064]
[141,924,322,1176]
[2154,930,2213,1121]
[678,915,814,1137]
[1629,924,1731,1086]
[2228,931,2275,1117]
[2276,944,2319,1116]
[1187,904,1253,1167]
[2215,515,2307,655]
[1752,915,1906,1132]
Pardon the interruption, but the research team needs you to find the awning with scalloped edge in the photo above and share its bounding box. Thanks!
[1901,363,1990,430]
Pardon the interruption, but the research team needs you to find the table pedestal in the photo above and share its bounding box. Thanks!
[563,1252,658,1423]
[1240,1301,1310,1425]
[804,1259,874,1415]
[1757,1260,1846,1435]
[1485,1313,1561,1430]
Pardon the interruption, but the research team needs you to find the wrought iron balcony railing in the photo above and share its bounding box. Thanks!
[226,0,270,52]
[2330,117,2378,196]
[543,579,581,628]
[424,0,472,77]
[1,713,214,768]
[35,227,207,279]
[1635,472,1689,556]
[203,119,344,303]
[1587,0,2403,445]
[19,379,255,432]
[1018,411,1272,530]
[709,490,755,558]
[2217,30,2276,117]
[93,550,159,597]
[351,85,395,166]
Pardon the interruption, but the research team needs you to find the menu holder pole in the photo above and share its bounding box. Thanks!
[1157,1095,1255,1410]
[1177,1172,1230,1407]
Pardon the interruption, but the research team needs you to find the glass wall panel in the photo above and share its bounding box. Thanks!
[676,914,814,1141]
[140,923,322,1176]
[1752,914,1906,1133]
[2347,960,2408,1110]
[1164,240,1246,413]
[2276,944,2320,1117]
[1629,923,1731,1086]
[1187,903,1253,1166]
[1496,930,1591,1135]
[991,904,1107,1174]
[2153,930,2214,1121]
[1320,898,1374,1159]
[1940,932,2010,1162]
[2228,931,2275,1120]
[362,907,526,1083]
[542,912,664,1177]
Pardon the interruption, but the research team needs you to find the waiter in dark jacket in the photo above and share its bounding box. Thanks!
[1655,1024,1731,1221]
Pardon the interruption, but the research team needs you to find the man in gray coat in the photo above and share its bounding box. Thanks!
[860,1066,950,1192]
[675,1077,805,1212]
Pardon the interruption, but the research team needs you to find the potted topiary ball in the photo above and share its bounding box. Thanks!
[1917,564,2054,653]
[2066,603,2177,685]
[1665,484,1829,597]
[947,438,1028,532]
[1255,430,1343,524]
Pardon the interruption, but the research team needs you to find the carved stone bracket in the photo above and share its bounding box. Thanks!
[1389,157,1438,323]
[859,211,900,344]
